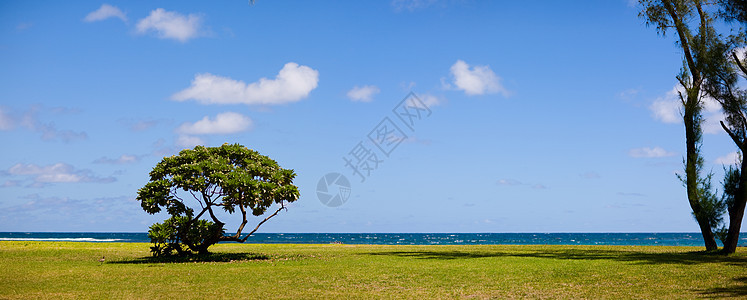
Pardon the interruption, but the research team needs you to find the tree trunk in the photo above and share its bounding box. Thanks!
[723,198,746,253]
[684,103,719,251]
[696,215,719,251]
[723,157,747,254]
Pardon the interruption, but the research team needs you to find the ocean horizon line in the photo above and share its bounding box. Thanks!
[0,231,729,234]
[1,232,744,247]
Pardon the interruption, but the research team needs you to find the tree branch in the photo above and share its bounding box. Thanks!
[189,190,204,209]
[677,90,687,107]
[721,120,743,147]
[239,203,286,242]
[733,51,747,76]
[206,204,221,224]
[170,190,185,203]
[193,206,209,222]
[232,200,249,239]
[664,0,700,87]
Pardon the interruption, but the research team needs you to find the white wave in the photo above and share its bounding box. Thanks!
[0,238,125,242]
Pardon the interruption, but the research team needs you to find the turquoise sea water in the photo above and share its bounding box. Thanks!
[0,232,745,246]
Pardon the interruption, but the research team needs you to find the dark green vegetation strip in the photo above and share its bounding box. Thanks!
[1,242,745,299]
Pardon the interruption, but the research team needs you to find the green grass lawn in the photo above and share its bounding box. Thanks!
[1,241,745,299]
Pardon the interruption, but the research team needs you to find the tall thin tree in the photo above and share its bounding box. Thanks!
[639,0,724,251]
[701,1,747,254]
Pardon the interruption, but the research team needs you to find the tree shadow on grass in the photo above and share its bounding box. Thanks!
[365,248,747,266]
[366,248,747,298]
[110,252,270,264]
[695,276,747,298]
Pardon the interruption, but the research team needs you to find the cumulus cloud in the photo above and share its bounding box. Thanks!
[84,4,127,23]
[136,8,201,42]
[177,112,252,135]
[649,85,724,134]
[7,163,115,186]
[650,88,681,123]
[93,154,141,165]
[628,147,676,158]
[172,63,319,105]
[174,112,251,148]
[347,85,380,102]
[715,151,741,165]
[447,60,509,96]
[176,135,205,148]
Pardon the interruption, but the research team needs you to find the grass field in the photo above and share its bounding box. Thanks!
[1,241,745,299]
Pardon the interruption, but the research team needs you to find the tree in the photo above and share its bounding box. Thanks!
[639,0,725,251]
[137,144,300,256]
[700,1,746,253]
[717,0,747,24]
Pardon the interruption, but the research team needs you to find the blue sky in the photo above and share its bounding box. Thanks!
[0,0,743,233]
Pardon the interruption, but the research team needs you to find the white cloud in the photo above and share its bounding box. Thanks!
[497,179,523,186]
[176,135,205,148]
[174,112,251,149]
[580,172,601,179]
[416,94,442,107]
[650,87,682,123]
[629,146,676,158]
[735,47,746,60]
[7,163,114,185]
[126,119,161,131]
[93,154,140,165]
[0,106,87,142]
[448,60,509,96]
[391,0,439,12]
[347,85,380,102]
[2,194,146,232]
[136,8,201,42]
[402,136,432,145]
[16,22,32,31]
[177,112,252,135]
[0,107,14,130]
[497,178,548,189]
[37,124,88,142]
[715,151,741,165]
[84,4,127,23]
[649,85,724,134]
[617,192,645,197]
[617,88,640,100]
[2,180,21,187]
[172,63,319,105]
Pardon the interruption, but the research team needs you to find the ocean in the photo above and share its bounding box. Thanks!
[0,232,745,246]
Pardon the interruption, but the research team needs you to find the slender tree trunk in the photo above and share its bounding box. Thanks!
[723,156,747,253]
[684,104,719,251]
[661,0,719,251]
[696,216,719,250]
